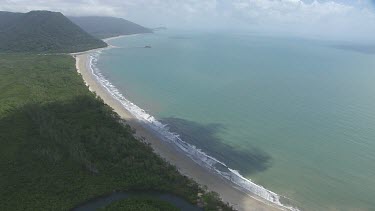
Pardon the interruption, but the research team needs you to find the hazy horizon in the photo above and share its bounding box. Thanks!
[1,0,375,42]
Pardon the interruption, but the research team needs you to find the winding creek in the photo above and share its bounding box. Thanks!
[71,191,203,211]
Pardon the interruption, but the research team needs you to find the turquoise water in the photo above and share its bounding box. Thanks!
[97,31,375,211]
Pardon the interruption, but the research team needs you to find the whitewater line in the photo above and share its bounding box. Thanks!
[87,50,299,211]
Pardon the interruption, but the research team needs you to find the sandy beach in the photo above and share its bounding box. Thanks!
[73,43,285,211]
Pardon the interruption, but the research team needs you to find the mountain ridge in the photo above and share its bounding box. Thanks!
[0,11,107,53]
[69,16,153,39]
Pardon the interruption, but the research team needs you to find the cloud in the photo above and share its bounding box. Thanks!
[1,0,375,41]
[223,0,375,40]
[0,0,119,16]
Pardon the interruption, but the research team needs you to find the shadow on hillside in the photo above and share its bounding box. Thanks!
[0,94,271,177]
[0,95,136,175]
[160,117,272,176]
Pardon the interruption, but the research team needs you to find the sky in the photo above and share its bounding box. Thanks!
[1,0,375,41]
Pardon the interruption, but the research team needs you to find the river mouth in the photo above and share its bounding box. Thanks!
[71,191,202,211]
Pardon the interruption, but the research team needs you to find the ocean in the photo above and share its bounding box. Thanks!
[92,31,375,211]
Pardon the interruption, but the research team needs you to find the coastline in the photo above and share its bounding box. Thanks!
[73,37,286,211]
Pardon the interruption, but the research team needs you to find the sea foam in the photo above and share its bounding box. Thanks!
[88,50,298,211]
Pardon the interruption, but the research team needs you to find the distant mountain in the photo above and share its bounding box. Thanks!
[333,44,375,54]
[0,11,107,53]
[69,16,153,39]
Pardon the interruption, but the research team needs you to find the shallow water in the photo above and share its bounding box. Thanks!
[96,31,375,210]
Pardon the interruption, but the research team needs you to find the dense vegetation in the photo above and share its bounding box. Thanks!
[69,16,153,39]
[0,11,23,29]
[0,11,107,53]
[100,198,179,211]
[0,54,233,210]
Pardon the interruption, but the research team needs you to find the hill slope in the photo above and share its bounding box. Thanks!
[0,11,23,29]
[0,11,107,53]
[69,16,153,39]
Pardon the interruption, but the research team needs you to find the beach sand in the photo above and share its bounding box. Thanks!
[73,48,285,211]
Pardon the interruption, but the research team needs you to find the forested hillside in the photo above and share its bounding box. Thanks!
[0,11,107,53]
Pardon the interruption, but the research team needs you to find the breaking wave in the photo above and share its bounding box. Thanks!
[87,50,299,211]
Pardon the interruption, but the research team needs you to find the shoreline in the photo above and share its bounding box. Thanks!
[73,37,286,211]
